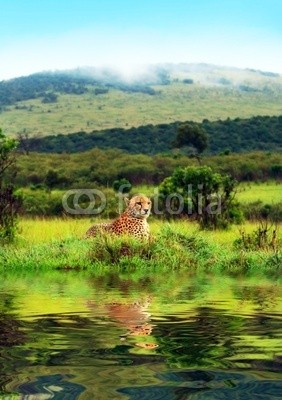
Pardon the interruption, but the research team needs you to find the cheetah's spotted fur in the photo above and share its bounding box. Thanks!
[85,194,151,240]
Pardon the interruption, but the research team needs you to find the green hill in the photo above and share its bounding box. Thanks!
[1,64,282,137]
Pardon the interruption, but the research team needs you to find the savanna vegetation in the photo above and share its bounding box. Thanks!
[1,68,281,400]
[1,64,282,137]
[1,134,280,223]
[18,115,282,154]
[14,148,282,188]
[0,71,282,398]
[0,64,281,274]
[158,166,241,229]
[0,129,20,241]
[0,70,163,107]
[0,127,280,275]
[1,219,281,278]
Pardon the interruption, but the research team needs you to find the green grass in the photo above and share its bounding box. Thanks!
[1,218,280,278]
[17,217,88,244]
[2,82,282,136]
[17,216,282,247]
[237,181,282,203]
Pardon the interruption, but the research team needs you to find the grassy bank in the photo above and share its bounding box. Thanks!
[1,219,281,278]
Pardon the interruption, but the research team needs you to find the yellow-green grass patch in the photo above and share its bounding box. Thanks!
[237,182,282,203]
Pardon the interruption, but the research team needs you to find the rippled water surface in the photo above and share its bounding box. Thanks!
[0,271,281,399]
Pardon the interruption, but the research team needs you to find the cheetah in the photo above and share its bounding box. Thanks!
[85,194,151,240]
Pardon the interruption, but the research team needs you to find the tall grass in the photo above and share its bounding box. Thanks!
[1,218,281,279]
[16,217,279,246]
[17,217,88,244]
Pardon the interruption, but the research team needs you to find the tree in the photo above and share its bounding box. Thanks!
[159,166,242,229]
[42,92,58,103]
[0,129,20,241]
[17,130,31,155]
[173,123,208,160]
[113,178,132,194]
[45,170,59,191]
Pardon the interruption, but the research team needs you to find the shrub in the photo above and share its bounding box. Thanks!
[42,92,58,103]
[0,186,22,241]
[270,164,282,179]
[234,221,279,251]
[112,178,132,193]
[0,130,20,242]
[242,201,282,222]
[159,166,242,229]
[20,189,64,216]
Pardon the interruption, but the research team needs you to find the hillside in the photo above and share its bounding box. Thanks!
[1,64,282,137]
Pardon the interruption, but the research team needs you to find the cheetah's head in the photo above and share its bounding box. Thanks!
[124,195,152,219]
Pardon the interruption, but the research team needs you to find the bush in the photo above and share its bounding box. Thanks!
[270,164,282,179]
[20,189,64,216]
[0,186,21,241]
[234,221,279,251]
[159,166,242,229]
[94,88,109,95]
[242,201,282,222]
[88,234,152,265]
[183,79,194,84]
[0,130,20,242]
[42,92,58,103]
[112,178,132,193]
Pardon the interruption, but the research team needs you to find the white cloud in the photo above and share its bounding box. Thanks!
[1,26,282,80]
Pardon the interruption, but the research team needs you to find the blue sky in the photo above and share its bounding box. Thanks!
[1,0,282,80]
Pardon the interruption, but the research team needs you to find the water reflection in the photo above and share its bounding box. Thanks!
[87,295,158,350]
[119,370,282,400]
[0,271,281,399]
[18,374,85,400]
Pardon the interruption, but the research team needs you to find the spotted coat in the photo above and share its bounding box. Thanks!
[85,195,151,240]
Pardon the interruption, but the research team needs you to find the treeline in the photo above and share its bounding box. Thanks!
[12,150,282,219]
[0,73,90,106]
[21,115,282,154]
[14,149,282,189]
[0,72,160,107]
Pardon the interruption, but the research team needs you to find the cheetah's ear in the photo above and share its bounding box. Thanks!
[124,197,130,206]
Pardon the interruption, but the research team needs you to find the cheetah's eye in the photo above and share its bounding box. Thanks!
[136,202,142,206]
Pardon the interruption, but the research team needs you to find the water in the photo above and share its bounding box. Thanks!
[0,271,281,399]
